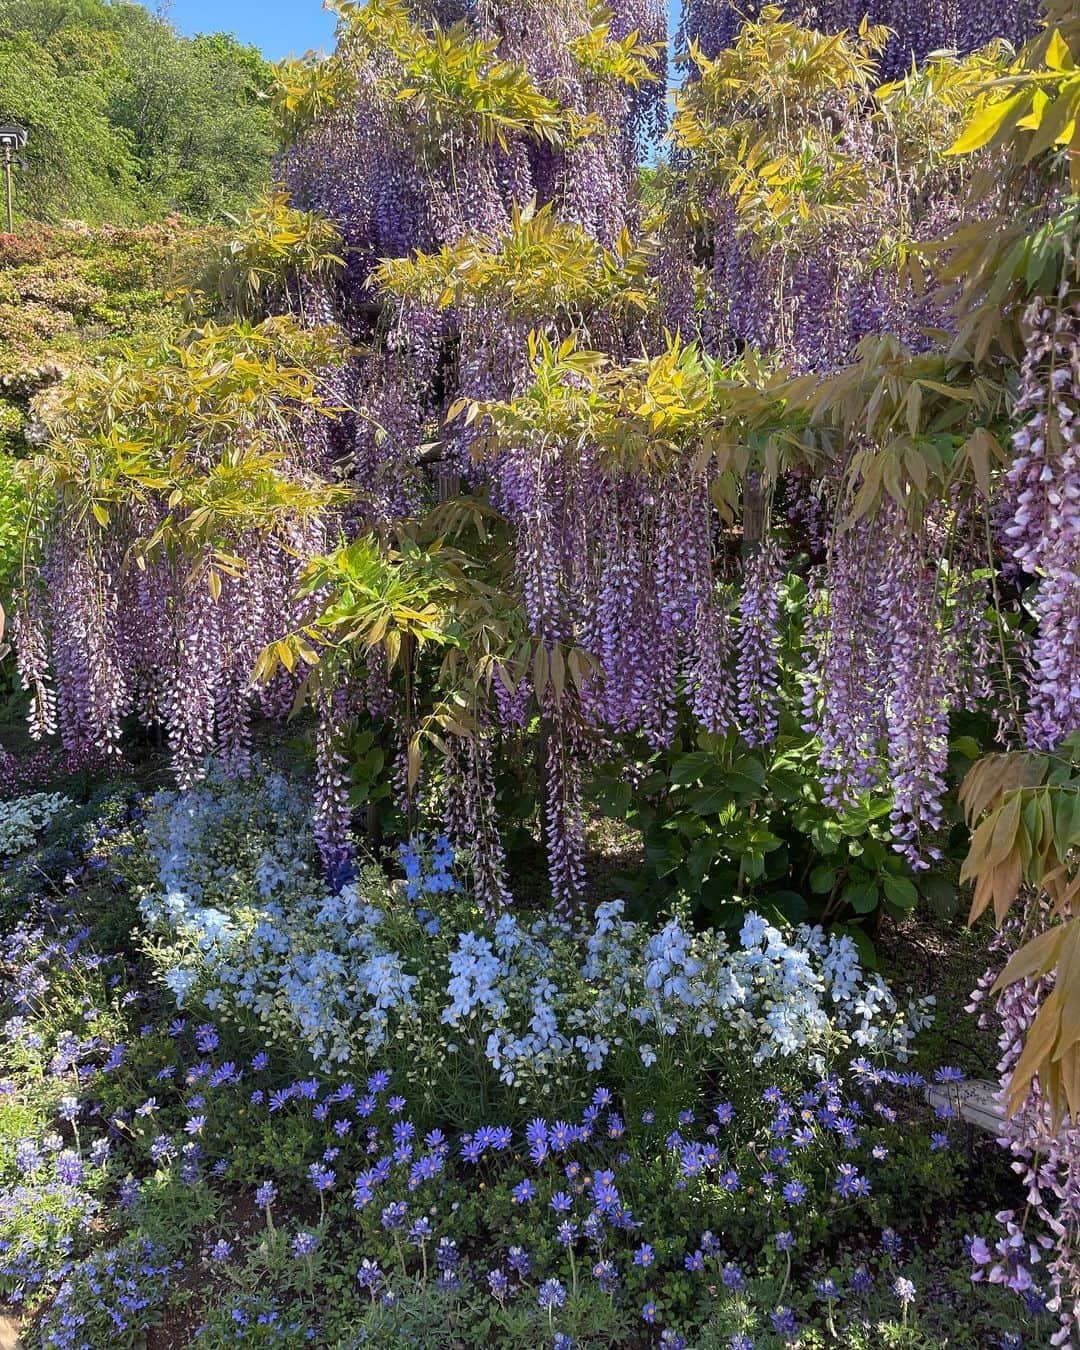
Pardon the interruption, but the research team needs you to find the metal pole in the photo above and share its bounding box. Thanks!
[3,150,11,234]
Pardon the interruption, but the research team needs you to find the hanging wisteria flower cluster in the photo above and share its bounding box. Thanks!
[678,0,1041,75]
[9,0,1074,913]
[798,511,996,867]
[968,906,1080,1348]
[13,319,345,788]
[1003,295,1080,752]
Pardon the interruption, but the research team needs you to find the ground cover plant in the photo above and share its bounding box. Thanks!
[0,0,1079,1346]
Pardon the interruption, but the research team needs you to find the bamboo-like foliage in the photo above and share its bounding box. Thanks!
[671,9,890,244]
[256,526,533,791]
[334,0,594,150]
[455,330,818,483]
[374,202,655,319]
[172,192,345,321]
[567,6,664,88]
[959,749,1080,1126]
[267,51,358,140]
[806,337,1010,524]
[29,317,349,576]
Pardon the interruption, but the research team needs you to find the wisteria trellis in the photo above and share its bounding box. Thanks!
[13,0,1061,901]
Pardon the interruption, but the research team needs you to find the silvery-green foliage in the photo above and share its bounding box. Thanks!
[0,793,70,858]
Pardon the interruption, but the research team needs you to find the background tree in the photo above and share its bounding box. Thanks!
[0,0,276,222]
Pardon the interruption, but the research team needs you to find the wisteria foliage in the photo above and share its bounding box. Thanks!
[7,0,1075,914]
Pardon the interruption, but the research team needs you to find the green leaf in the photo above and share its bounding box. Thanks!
[730,754,766,787]
[883,875,918,909]
[686,838,719,883]
[809,865,836,894]
[669,751,715,786]
[767,768,806,801]
[1052,788,1080,851]
[918,873,958,918]
[688,787,731,815]
[946,91,1029,156]
[646,835,685,878]
[950,735,984,762]
[842,881,880,914]
[594,779,633,818]
[1045,29,1075,73]
[763,889,809,924]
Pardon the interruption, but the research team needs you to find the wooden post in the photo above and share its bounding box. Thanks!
[742,472,764,559]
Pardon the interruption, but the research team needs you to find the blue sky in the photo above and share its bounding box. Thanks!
[165,0,679,60]
[166,1,337,58]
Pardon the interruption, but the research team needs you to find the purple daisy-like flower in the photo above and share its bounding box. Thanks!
[593,1258,617,1292]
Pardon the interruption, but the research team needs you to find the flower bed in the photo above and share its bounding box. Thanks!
[138,768,933,1122]
[0,782,1054,1347]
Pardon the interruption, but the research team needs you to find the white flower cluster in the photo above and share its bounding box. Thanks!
[138,768,934,1082]
[0,792,70,857]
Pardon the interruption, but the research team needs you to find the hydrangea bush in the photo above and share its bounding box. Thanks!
[137,768,933,1117]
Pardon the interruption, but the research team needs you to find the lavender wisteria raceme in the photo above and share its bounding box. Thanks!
[313,685,360,891]
[17,515,324,792]
[1003,297,1080,751]
[968,907,1080,1348]
[736,540,784,749]
[877,530,949,870]
[13,588,56,742]
[801,522,889,808]
[678,0,1041,74]
[800,506,993,865]
[441,728,513,915]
